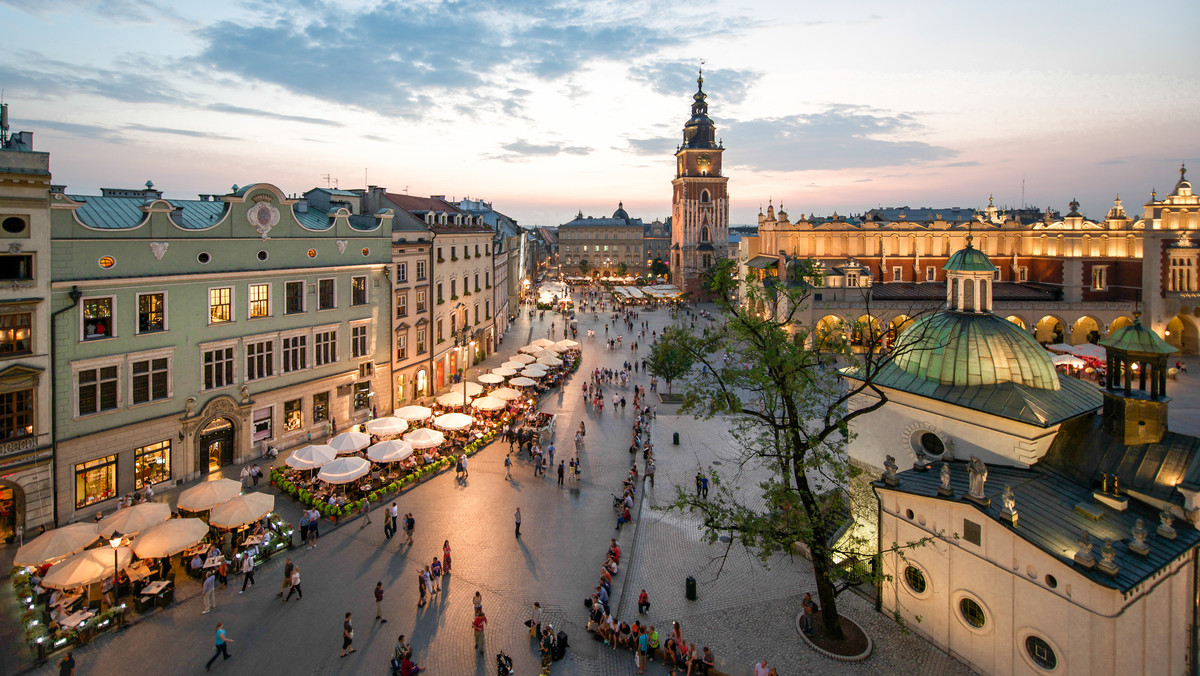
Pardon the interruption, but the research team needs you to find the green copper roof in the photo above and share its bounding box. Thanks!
[1099,318,1177,355]
[890,311,1060,389]
[942,242,997,272]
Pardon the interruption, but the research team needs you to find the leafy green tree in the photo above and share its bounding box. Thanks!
[616,262,628,276]
[654,258,933,643]
[649,257,669,277]
[578,258,591,275]
[646,326,694,394]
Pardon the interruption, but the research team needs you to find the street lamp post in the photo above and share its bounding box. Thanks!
[109,531,122,616]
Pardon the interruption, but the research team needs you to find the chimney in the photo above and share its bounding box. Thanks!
[296,199,309,213]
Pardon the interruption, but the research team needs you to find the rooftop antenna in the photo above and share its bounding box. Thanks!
[0,89,8,144]
[1021,176,1025,209]
[321,174,338,189]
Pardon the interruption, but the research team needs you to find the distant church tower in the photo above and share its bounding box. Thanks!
[671,70,729,297]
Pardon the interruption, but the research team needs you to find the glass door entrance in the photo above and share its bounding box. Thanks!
[0,486,13,543]
[199,418,235,472]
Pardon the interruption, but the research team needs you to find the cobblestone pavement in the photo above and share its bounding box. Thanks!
[17,296,1193,674]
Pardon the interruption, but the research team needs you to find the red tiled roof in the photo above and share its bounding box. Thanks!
[384,193,461,214]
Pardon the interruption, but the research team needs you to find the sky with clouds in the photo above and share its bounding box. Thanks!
[1,0,1197,226]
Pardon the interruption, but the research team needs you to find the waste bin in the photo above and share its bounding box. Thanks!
[685,575,697,600]
[673,432,680,445]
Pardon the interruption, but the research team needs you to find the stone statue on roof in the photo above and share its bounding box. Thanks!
[967,455,987,500]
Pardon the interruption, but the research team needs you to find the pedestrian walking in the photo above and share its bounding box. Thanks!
[360,495,372,528]
[473,590,483,615]
[514,507,522,537]
[204,622,232,671]
[443,540,452,573]
[417,568,427,608]
[558,461,565,486]
[341,612,356,657]
[374,581,388,623]
[58,652,75,675]
[404,513,415,545]
[283,565,302,601]
[695,472,702,497]
[461,454,468,477]
[239,552,255,593]
[701,474,709,499]
[201,570,216,613]
[472,611,488,655]
[504,453,512,480]
[387,502,398,539]
[277,558,293,597]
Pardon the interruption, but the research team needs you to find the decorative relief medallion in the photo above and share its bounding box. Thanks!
[7,243,21,254]
[149,242,169,261]
[246,194,280,239]
[337,240,348,254]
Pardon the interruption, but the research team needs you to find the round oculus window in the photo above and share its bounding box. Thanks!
[307,248,317,259]
[197,252,211,264]
[920,432,945,456]
[1025,636,1057,670]
[257,250,269,261]
[903,566,926,594]
[98,256,115,269]
[2,216,27,234]
[959,598,986,628]
[361,247,370,256]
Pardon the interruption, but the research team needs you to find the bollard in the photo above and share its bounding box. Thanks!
[673,432,680,445]
[685,575,697,600]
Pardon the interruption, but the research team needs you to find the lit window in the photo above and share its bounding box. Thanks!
[134,440,170,488]
[209,288,232,324]
[0,388,33,440]
[75,455,117,508]
[0,313,32,354]
[283,399,303,432]
[312,392,329,422]
[83,297,114,339]
[137,293,165,333]
[351,276,368,306]
[353,381,370,411]
[248,283,270,318]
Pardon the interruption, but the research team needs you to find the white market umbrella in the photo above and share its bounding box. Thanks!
[178,479,242,512]
[531,338,557,348]
[492,366,518,377]
[490,387,521,401]
[209,493,275,529]
[471,396,507,412]
[521,367,548,378]
[436,392,473,407]
[1052,353,1087,367]
[366,416,409,436]
[329,431,371,455]
[286,444,337,470]
[537,356,563,367]
[367,439,414,463]
[98,502,171,539]
[395,405,433,421]
[405,428,445,449]
[447,382,484,397]
[478,373,506,384]
[512,353,536,364]
[554,339,579,350]
[501,361,527,370]
[317,456,371,485]
[43,547,133,590]
[130,518,209,559]
[434,412,475,431]
[14,523,100,567]
[519,345,543,354]
[509,376,537,387]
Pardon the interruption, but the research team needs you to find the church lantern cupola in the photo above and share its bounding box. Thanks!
[942,236,996,313]
[1098,314,1178,445]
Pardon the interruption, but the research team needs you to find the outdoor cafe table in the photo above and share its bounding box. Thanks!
[61,609,94,630]
[125,562,153,582]
[202,555,225,569]
[140,580,169,596]
[53,592,82,610]
[243,535,264,547]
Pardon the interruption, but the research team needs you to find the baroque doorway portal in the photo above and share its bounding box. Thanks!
[199,417,235,472]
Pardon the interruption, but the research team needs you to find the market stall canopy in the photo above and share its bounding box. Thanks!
[436,392,473,407]
[500,361,527,370]
[509,377,538,387]
[491,367,518,377]
[365,416,409,436]
[521,368,548,378]
[209,492,275,529]
[394,405,433,421]
[490,387,522,401]
[404,428,445,449]
[177,479,242,512]
[285,444,337,470]
[329,431,371,455]
[477,373,506,384]
[531,338,557,348]
[98,502,171,539]
[536,356,563,367]
[14,522,100,567]
[447,382,484,397]
[471,396,507,412]
[1051,353,1087,367]
[317,456,371,485]
[130,518,209,559]
[43,546,134,590]
[367,439,414,463]
[511,354,537,364]
[434,412,475,431]
[553,339,579,350]
[519,345,544,354]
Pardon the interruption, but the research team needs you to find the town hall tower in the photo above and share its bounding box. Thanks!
[671,70,729,297]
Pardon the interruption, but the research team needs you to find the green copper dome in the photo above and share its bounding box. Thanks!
[1100,317,1177,355]
[943,242,997,272]
[891,312,1060,389]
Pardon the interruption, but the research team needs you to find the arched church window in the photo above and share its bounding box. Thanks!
[701,190,711,203]
[701,226,710,242]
